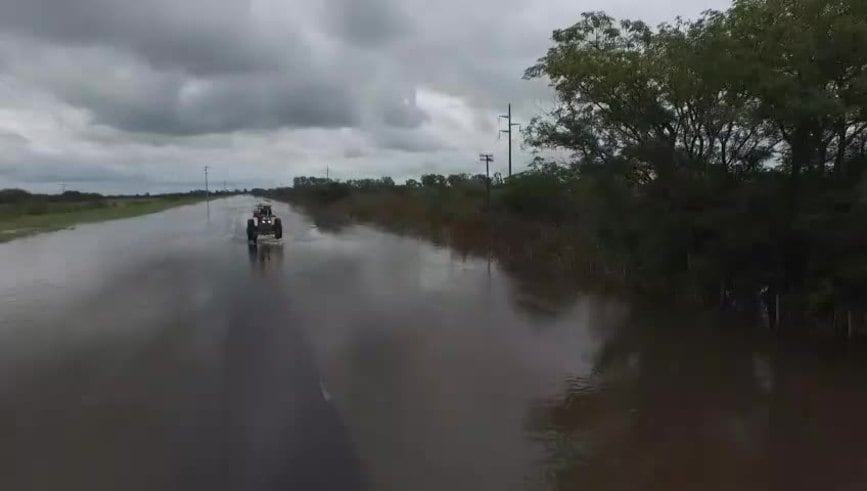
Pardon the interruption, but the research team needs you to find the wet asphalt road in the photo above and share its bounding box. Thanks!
[0,196,610,491]
[1,197,368,490]
[5,196,867,490]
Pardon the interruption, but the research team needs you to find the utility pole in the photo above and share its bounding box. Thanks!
[326,166,330,180]
[499,103,520,178]
[204,166,209,200]
[479,153,493,207]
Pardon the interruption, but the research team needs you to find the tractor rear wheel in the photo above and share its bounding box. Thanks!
[247,218,257,243]
[274,218,283,239]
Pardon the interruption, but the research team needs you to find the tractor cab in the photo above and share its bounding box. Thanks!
[253,204,273,219]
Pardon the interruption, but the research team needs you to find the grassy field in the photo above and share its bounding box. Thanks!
[0,196,204,242]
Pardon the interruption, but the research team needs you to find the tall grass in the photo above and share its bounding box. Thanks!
[266,185,632,305]
[0,192,206,242]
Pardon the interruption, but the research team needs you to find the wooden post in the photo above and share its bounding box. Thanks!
[479,154,493,207]
[775,293,781,330]
[848,310,854,339]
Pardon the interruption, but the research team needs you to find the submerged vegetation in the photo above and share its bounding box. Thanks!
[0,189,218,241]
[269,0,867,336]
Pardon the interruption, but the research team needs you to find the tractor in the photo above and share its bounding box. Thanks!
[247,203,282,244]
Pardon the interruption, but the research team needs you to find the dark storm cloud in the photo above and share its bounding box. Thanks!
[70,71,360,135]
[0,0,541,141]
[0,0,733,193]
[0,0,402,135]
[0,154,137,183]
[344,146,367,159]
[181,77,360,133]
[0,36,363,135]
[326,0,412,47]
[0,0,277,75]
[374,129,446,153]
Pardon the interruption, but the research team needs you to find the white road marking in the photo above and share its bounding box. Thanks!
[319,380,332,402]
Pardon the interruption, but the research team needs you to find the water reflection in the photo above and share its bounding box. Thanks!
[280,223,624,491]
[247,242,284,275]
[6,197,867,490]
[526,315,867,490]
[306,209,351,233]
[284,207,867,489]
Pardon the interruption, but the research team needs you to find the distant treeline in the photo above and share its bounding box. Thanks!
[0,189,106,204]
[273,1,867,336]
[0,188,243,205]
[0,188,242,218]
[262,175,499,201]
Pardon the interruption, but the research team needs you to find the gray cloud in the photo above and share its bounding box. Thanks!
[344,146,367,159]
[80,71,360,135]
[380,88,428,128]
[374,129,447,153]
[0,39,362,135]
[0,0,732,192]
[0,130,28,146]
[0,0,281,75]
[327,0,412,47]
[0,154,139,183]
[0,0,395,136]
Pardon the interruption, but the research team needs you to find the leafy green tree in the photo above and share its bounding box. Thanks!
[447,173,470,187]
[728,0,867,182]
[0,189,32,204]
[421,174,447,187]
[525,10,773,178]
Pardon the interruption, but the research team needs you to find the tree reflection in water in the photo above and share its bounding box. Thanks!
[526,316,867,490]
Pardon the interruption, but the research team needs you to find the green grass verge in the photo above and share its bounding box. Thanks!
[0,197,204,242]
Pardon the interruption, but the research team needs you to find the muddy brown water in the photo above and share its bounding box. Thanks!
[1,196,866,490]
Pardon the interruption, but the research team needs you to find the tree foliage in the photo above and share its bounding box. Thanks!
[525,1,867,324]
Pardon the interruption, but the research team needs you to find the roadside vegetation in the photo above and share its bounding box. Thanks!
[268,0,867,336]
[0,189,220,242]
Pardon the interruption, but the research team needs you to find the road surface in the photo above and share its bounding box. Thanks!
[3,196,867,490]
[0,196,606,491]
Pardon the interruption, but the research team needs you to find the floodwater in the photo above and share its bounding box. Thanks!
[2,196,867,490]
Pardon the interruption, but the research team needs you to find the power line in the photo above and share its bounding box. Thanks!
[499,103,520,178]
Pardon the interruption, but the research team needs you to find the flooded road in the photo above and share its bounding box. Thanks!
[2,196,867,490]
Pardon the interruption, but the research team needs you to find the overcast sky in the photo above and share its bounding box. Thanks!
[0,0,730,194]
